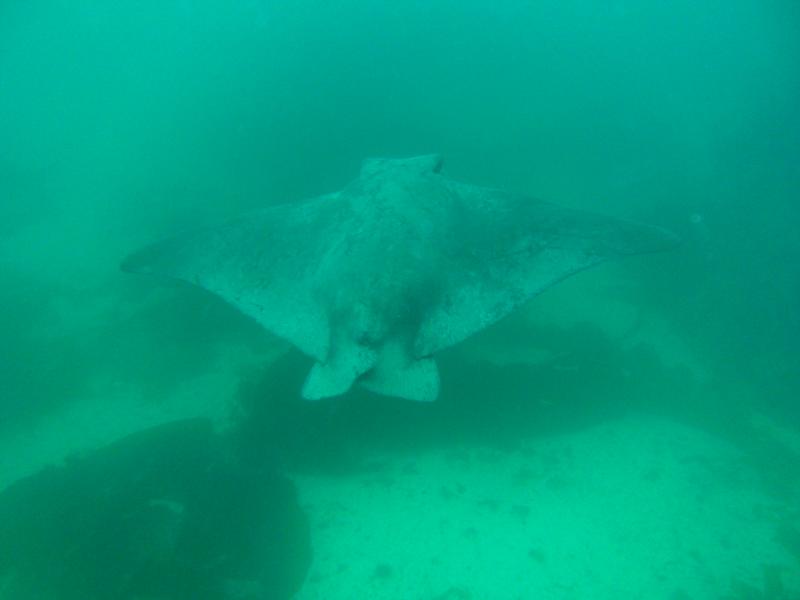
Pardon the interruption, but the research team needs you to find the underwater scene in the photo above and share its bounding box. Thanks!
[1,1,798,598]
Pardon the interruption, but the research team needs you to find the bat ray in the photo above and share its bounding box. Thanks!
[122,155,679,402]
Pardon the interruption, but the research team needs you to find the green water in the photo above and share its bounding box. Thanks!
[1,1,799,599]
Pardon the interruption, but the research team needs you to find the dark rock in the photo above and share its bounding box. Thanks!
[0,419,310,600]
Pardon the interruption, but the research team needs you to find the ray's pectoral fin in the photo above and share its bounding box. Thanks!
[416,189,681,357]
[360,341,439,402]
[119,199,346,363]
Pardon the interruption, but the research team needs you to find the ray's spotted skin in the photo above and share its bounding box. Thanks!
[123,155,678,401]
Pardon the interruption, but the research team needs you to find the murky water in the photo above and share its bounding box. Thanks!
[1,2,798,598]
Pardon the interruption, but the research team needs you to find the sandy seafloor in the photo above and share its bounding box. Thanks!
[1,285,799,600]
[296,415,799,599]
[4,391,798,599]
